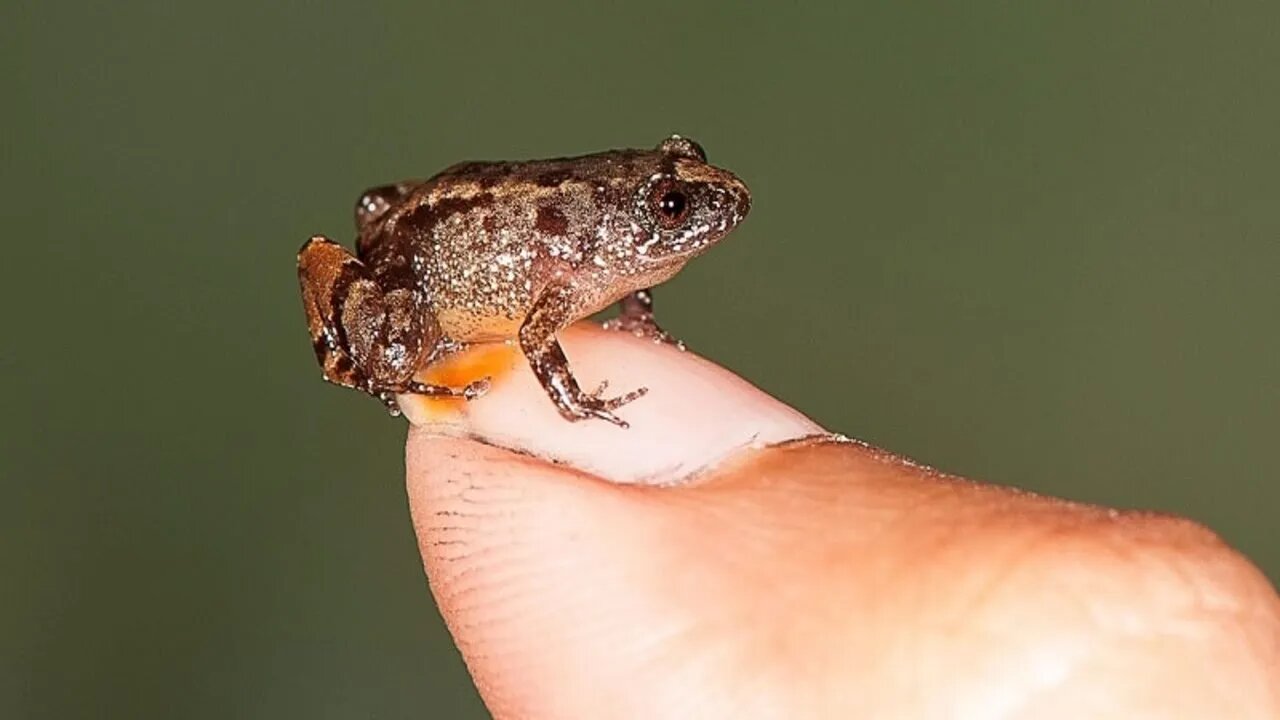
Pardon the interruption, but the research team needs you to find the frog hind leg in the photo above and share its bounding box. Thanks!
[602,289,684,348]
[297,235,485,412]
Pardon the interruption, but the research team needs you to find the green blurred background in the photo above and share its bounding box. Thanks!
[4,1,1277,717]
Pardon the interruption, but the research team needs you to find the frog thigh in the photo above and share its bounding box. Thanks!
[297,235,372,391]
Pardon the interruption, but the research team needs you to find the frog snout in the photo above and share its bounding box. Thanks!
[717,175,751,228]
[729,179,752,224]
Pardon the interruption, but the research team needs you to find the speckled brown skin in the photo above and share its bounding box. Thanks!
[297,136,751,426]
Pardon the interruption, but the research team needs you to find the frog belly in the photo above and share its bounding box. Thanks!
[435,308,523,343]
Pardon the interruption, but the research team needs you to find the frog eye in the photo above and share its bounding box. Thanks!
[657,135,707,163]
[648,179,691,229]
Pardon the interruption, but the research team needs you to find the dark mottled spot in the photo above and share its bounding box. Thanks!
[331,353,354,377]
[359,243,415,291]
[440,161,513,190]
[535,169,573,187]
[535,204,569,236]
[440,161,490,177]
[311,334,330,362]
[482,215,499,234]
[419,192,495,222]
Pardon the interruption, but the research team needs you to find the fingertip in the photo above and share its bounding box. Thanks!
[400,323,824,485]
[403,434,671,718]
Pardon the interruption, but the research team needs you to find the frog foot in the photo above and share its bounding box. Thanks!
[405,377,492,401]
[558,381,648,428]
[602,314,686,350]
[377,377,492,416]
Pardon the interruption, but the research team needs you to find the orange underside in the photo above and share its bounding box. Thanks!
[404,341,520,418]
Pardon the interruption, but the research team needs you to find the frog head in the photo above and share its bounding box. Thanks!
[626,135,752,263]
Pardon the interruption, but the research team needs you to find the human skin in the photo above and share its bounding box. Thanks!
[402,323,1280,719]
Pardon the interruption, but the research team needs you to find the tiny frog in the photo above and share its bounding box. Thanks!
[297,135,750,426]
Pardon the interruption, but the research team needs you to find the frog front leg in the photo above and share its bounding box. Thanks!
[520,283,648,427]
[602,289,682,347]
[297,236,487,412]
